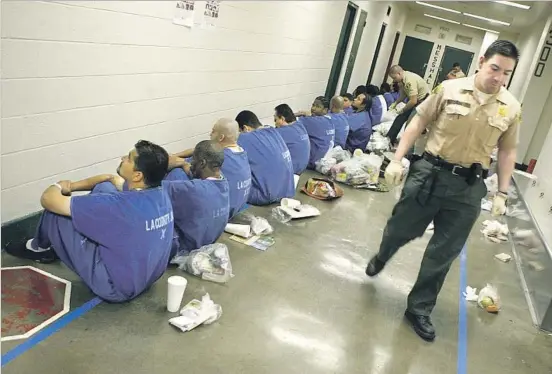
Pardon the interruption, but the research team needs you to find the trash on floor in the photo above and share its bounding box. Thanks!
[494,253,512,263]
[477,284,501,313]
[481,220,509,243]
[171,243,234,283]
[301,178,344,200]
[512,228,540,247]
[463,286,479,302]
[481,198,492,211]
[527,260,545,272]
[506,202,530,221]
[272,198,320,222]
[227,213,274,237]
[169,293,222,332]
[352,181,390,192]
[229,234,275,251]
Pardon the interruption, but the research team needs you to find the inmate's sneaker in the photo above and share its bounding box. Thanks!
[4,239,58,264]
[404,310,436,342]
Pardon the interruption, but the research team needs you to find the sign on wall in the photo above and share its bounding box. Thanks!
[202,0,221,29]
[425,44,443,86]
[173,0,196,28]
[533,27,552,77]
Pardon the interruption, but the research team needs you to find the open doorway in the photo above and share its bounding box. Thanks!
[366,23,387,85]
[383,31,400,85]
[325,2,358,98]
[435,46,474,88]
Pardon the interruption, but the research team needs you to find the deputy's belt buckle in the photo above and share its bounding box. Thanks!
[451,165,462,176]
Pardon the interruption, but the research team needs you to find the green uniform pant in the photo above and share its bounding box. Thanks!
[377,158,487,316]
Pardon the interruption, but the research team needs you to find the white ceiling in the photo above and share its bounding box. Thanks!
[406,1,552,34]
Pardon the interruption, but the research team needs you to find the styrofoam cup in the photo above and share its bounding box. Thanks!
[224,223,251,238]
[281,198,301,208]
[167,276,188,312]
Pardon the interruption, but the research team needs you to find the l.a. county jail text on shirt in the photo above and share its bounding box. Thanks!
[275,121,310,174]
[163,177,230,254]
[221,147,252,218]
[237,127,295,205]
[70,187,174,298]
[299,115,336,169]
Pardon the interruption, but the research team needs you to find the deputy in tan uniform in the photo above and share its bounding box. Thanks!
[365,40,521,341]
[447,62,467,79]
[386,66,430,144]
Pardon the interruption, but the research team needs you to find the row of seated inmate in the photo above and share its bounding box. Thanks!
[12,91,400,303]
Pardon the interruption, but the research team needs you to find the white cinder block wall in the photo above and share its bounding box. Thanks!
[1,0,347,223]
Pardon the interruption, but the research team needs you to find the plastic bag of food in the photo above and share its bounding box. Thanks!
[171,243,233,283]
[325,146,352,163]
[331,153,383,186]
[315,157,337,175]
[366,132,391,152]
[477,284,500,313]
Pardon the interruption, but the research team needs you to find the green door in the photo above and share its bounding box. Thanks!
[435,46,474,87]
[397,36,434,78]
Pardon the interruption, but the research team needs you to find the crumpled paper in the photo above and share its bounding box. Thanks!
[168,293,222,332]
[481,220,509,243]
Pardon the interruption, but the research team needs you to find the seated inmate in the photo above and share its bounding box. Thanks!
[235,110,295,205]
[169,118,251,219]
[7,140,174,302]
[298,96,336,169]
[327,95,350,149]
[274,103,310,175]
[343,93,354,115]
[163,140,230,257]
[346,93,373,153]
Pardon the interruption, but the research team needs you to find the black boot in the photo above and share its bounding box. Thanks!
[404,310,435,341]
[4,240,58,264]
[365,255,386,277]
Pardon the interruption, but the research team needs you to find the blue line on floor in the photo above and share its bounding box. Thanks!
[457,245,468,374]
[1,297,102,367]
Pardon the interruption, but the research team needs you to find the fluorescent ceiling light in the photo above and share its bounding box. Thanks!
[424,13,460,24]
[463,23,500,34]
[494,1,531,10]
[463,12,510,26]
[416,1,461,14]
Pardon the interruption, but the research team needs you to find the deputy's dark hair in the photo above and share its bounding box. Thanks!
[484,40,519,62]
[235,110,263,130]
[314,96,330,109]
[274,104,296,123]
[134,140,169,188]
[193,140,224,170]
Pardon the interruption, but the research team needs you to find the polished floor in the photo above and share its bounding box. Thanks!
[2,171,552,373]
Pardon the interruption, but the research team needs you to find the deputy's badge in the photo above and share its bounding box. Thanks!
[405,82,411,90]
[497,105,508,117]
[432,84,443,94]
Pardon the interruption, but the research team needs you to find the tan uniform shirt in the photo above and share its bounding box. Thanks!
[416,75,521,169]
[401,71,430,101]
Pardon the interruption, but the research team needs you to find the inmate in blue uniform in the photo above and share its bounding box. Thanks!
[275,121,310,174]
[344,107,354,116]
[32,182,174,302]
[300,115,335,169]
[370,96,384,125]
[346,111,372,153]
[164,178,229,256]
[222,147,251,218]
[328,112,350,149]
[238,128,295,205]
[383,92,394,108]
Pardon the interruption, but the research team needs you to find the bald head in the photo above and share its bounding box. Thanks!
[211,118,239,146]
[330,95,344,113]
[388,65,405,83]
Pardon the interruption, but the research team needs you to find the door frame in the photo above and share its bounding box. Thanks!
[325,2,358,98]
[434,45,474,88]
[340,9,367,94]
[366,23,387,85]
[383,31,401,85]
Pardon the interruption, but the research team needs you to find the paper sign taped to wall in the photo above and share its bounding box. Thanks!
[202,0,220,29]
[173,0,195,28]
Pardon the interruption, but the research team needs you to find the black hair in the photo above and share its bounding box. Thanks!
[274,104,297,123]
[343,93,354,101]
[380,83,391,93]
[193,140,224,170]
[314,96,330,109]
[392,82,400,92]
[353,85,367,97]
[453,62,461,68]
[354,93,373,112]
[235,110,263,130]
[484,40,519,62]
[366,84,380,97]
[134,140,169,188]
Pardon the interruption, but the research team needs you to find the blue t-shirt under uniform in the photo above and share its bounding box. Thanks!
[222,147,252,218]
[300,115,335,169]
[275,122,310,174]
[237,127,295,205]
[163,178,229,256]
[71,187,174,299]
[328,112,350,149]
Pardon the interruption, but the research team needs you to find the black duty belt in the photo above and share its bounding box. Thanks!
[422,152,488,182]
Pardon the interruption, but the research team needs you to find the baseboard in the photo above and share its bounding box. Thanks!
[1,211,43,252]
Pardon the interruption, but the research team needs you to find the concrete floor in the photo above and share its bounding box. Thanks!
[2,171,552,373]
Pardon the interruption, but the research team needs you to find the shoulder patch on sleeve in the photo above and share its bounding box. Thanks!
[432,84,443,94]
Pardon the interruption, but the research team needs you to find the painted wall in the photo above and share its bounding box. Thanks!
[391,13,485,87]
[0,0,345,222]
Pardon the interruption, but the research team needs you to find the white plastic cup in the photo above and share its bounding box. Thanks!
[281,198,301,208]
[224,223,251,238]
[167,276,188,312]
